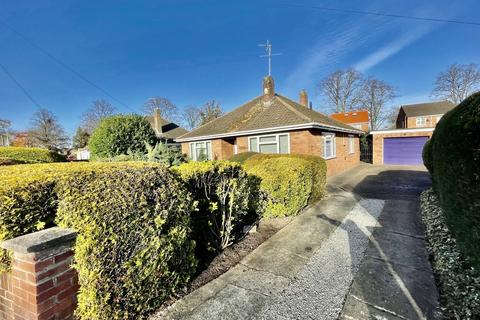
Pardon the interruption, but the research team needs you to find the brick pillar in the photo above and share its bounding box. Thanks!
[0,227,78,320]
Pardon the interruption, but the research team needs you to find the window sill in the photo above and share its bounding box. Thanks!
[323,156,337,160]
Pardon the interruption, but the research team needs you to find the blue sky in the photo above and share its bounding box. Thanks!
[1,0,479,135]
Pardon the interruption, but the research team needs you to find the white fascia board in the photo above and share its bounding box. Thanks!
[370,128,435,135]
[175,123,363,142]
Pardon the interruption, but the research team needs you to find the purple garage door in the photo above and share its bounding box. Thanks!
[383,137,429,165]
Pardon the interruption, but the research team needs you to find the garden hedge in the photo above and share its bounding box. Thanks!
[243,154,327,218]
[424,92,480,268]
[88,114,158,158]
[174,161,261,252]
[56,167,196,319]
[0,162,159,272]
[420,189,480,319]
[228,152,259,164]
[0,146,66,164]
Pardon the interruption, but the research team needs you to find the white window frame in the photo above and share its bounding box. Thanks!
[248,133,290,154]
[348,135,355,154]
[322,133,336,159]
[189,141,212,161]
[416,116,427,127]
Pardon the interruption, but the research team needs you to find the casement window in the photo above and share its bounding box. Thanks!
[322,133,336,159]
[348,135,355,154]
[248,133,289,154]
[416,117,427,127]
[189,141,212,161]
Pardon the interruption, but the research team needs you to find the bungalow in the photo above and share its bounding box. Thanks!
[371,100,455,165]
[175,76,364,176]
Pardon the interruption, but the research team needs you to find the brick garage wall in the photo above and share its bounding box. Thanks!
[0,228,78,320]
[372,130,434,165]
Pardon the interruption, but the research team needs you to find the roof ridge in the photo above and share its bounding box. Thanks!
[176,95,263,140]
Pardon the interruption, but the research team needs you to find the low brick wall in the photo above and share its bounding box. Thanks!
[0,228,78,320]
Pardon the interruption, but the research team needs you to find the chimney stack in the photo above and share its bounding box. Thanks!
[263,76,275,101]
[153,107,163,136]
[299,89,308,107]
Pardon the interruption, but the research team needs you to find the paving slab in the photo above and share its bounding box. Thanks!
[156,186,358,320]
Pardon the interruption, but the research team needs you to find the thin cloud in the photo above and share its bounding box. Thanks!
[353,25,435,72]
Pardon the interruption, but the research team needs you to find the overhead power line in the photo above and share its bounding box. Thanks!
[281,4,480,27]
[0,18,136,112]
[0,62,42,108]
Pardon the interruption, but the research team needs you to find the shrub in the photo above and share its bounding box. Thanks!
[229,152,259,164]
[420,189,480,319]
[88,114,158,158]
[426,92,480,268]
[243,154,327,218]
[144,142,186,166]
[175,161,261,252]
[422,139,433,174]
[0,162,159,272]
[0,146,66,164]
[56,167,196,319]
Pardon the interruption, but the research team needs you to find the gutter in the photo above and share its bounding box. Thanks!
[370,127,435,135]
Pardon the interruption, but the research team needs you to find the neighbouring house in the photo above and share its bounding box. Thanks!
[395,100,454,129]
[331,110,370,132]
[371,100,456,165]
[0,133,10,146]
[175,76,364,176]
[146,108,188,145]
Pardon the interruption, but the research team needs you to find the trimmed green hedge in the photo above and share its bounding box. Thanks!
[174,161,261,252]
[0,162,159,272]
[424,92,480,268]
[422,139,433,174]
[243,154,327,218]
[420,189,480,319]
[56,167,196,319]
[88,114,158,158]
[229,152,259,164]
[0,146,66,164]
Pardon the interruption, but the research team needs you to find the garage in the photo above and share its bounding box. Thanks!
[383,136,428,165]
[370,128,434,165]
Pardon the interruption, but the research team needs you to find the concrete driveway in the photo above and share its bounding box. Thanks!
[156,164,440,320]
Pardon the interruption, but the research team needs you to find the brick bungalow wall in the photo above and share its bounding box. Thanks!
[181,129,360,176]
[372,130,434,165]
[0,228,78,320]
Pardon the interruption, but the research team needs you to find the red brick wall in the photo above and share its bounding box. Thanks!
[180,129,360,176]
[0,230,78,320]
[372,131,433,164]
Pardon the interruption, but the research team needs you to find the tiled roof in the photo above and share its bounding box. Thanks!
[146,116,188,140]
[177,94,360,141]
[401,101,455,117]
[331,110,369,124]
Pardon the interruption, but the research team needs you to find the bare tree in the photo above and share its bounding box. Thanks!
[385,106,400,129]
[318,69,363,113]
[142,97,178,121]
[0,118,11,133]
[81,99,116,133]
[432,63,480,104]
[359,78,396,130]
[199,100,223,126]
[29,109,69,150]
[181,106,201,130]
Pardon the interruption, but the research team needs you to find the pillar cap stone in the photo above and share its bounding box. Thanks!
[1,227,77,254]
